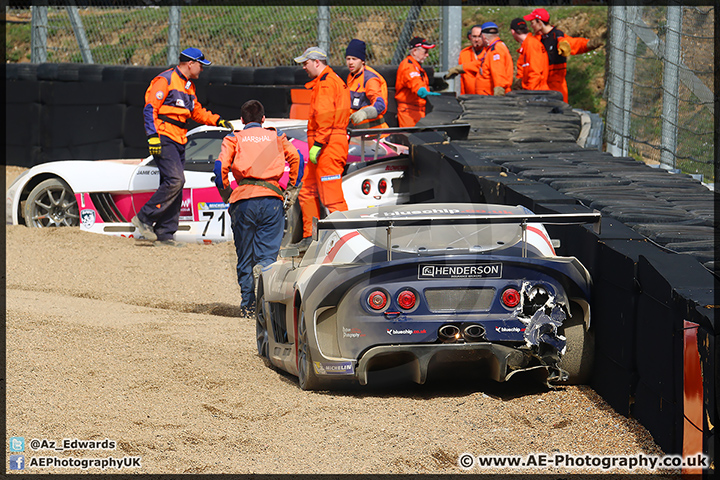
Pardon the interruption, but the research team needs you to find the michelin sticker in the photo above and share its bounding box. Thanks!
[313,361,354,375]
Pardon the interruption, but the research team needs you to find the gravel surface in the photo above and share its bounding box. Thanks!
[5,166,675,475]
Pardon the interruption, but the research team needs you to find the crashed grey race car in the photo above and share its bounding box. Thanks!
[255,203,601,390]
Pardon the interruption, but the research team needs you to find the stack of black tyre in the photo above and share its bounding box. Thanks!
[451,90,716,274]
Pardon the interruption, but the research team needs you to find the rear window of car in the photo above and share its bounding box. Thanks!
[281,128,307,142]
[357,223,523,254]
[185,131,226,170]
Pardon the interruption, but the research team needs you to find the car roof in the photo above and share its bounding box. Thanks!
[187,118,307,136]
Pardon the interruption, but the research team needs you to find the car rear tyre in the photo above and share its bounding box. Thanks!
[557,304,594,385]
[255,282,270,362]
[24,178,80,228]
[297,310,323,391]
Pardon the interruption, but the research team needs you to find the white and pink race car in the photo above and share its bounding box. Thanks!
[6,119,410,244]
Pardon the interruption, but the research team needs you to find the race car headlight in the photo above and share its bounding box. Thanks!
[378,179,388,194]
[397,290,416,310]
[501,288,521,308]
[367,290,388,310]
[361,180,371,195]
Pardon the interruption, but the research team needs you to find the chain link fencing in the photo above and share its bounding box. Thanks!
[7,3,443,67]
[7,3,714,183]
[605,4,715,183]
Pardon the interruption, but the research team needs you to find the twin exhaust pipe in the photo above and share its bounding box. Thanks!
[438,324,486,343]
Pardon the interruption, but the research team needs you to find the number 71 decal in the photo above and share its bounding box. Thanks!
[201,209,228,237]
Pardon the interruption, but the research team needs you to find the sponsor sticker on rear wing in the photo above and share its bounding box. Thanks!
[314,212,601,235]
[313,211,601,260]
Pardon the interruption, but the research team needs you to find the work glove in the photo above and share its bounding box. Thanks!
[493,86,506,96]
[417,87,441,99]
[217,118,233,130]
[283,183,302,211]
[218,186,233,204]
[349,106,378,126]
[511,77,523,91]
[586,30,607,50]
[443,64,464,80]
[309,142,323,164]
[148,135,161,157]
[558,40,571,57]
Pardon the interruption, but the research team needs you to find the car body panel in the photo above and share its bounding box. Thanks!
[256,203,599,388]
[7,118,410,244]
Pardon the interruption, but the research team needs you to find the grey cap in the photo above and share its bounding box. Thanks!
[294,46,328,63]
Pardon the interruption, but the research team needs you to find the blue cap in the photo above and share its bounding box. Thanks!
[180,47,211,66]
[345,39,366,61]
[481,22,499,33]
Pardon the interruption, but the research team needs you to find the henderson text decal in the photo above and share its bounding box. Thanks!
[419,264,502,279]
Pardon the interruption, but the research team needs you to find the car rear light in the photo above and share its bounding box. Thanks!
[362,180,371,195]
[501,288,521,308]
[367,290,387,310]
[397,290,416,309]
[378,179,388,194]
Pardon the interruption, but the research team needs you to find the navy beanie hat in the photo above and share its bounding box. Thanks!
[345,39,366,61]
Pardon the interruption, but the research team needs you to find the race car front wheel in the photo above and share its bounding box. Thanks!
[297,310,323,391]
[23,178,79,228]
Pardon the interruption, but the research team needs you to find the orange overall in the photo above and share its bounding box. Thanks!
[395,55,430,127]
[536,27,590,102]
[457,45,484,95]
[516,33,549,91]
[474,38,513,95]
[347,65,389,129]
[300,65,351,237]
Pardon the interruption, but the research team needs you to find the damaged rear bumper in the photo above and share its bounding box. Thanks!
[355,342,562,385]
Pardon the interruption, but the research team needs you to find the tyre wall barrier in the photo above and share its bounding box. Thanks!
[407,94,716,472]
[6,63,439,168]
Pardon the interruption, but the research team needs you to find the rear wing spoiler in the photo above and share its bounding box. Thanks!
[347,123,471,162]
[347,123,471,141]
[312,211,601,260]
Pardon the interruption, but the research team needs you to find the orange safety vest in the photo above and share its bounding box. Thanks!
[143,66,219,145]
[516,33,549,91]
[474,38,513,95]
[219,125,300,203]
[347,65,389,129]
